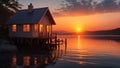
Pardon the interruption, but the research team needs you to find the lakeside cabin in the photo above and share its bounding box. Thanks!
[7,3,57,48]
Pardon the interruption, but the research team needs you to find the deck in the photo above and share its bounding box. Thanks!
[10,33,67,50]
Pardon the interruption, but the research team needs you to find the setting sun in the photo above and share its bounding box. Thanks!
[76,27,82,33]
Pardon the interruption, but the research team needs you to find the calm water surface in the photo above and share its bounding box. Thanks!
[0,35,120,68]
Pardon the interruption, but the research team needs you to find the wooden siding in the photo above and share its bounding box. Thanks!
[9,25,33,38]
[9,14,53,38]
[32,14,53,38]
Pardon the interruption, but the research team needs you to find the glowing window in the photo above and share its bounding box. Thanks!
[47,25,50,33]
[39,24,43,32]
[23,24,30,32]
[12,24,17,32]
[34,24,38,32]
[23,56,30,66]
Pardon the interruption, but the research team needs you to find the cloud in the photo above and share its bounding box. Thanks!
[53,0,120,17]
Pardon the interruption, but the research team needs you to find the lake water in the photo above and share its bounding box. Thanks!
[0,35,120,68]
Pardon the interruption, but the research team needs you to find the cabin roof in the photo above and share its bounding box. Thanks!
[7,7,56,25]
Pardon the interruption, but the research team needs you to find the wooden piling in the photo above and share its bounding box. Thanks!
[65,38,67,47]
[10,33,68,51]
[65,38,67,54]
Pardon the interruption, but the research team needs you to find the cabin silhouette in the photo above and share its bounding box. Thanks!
[7,3,58,49]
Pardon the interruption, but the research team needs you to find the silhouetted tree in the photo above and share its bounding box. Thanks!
[0,0,21,28]
[0,0,21,39]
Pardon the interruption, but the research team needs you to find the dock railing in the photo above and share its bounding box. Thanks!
[48,33,57,38]
[52,33,57,38]
[39,33,57,39]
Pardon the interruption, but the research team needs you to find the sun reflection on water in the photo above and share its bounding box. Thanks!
[77,35,81,49]
[2,35,120,68]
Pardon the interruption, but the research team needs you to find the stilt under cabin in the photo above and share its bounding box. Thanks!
[10,33,58,51]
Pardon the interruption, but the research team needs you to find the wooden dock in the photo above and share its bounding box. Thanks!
[10,34,67,51]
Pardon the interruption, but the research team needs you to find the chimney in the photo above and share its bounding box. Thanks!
[28,3,34,13]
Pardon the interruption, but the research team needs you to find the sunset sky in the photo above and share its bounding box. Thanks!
[19,0,120,32]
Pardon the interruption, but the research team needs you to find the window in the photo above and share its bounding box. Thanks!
[23,24,30,32]
[47,25,50,33]
[12,24,17,32]
[34,24,38,32]
[39,24,43,32]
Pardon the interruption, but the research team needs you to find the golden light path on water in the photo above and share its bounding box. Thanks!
[5,35,120,68]
[77,35,81,49]
[58,35,120,65]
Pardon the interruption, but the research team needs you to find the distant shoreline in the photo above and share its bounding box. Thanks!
[54,28,120,35]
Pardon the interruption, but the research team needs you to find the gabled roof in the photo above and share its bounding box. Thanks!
[7,7,56,25]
